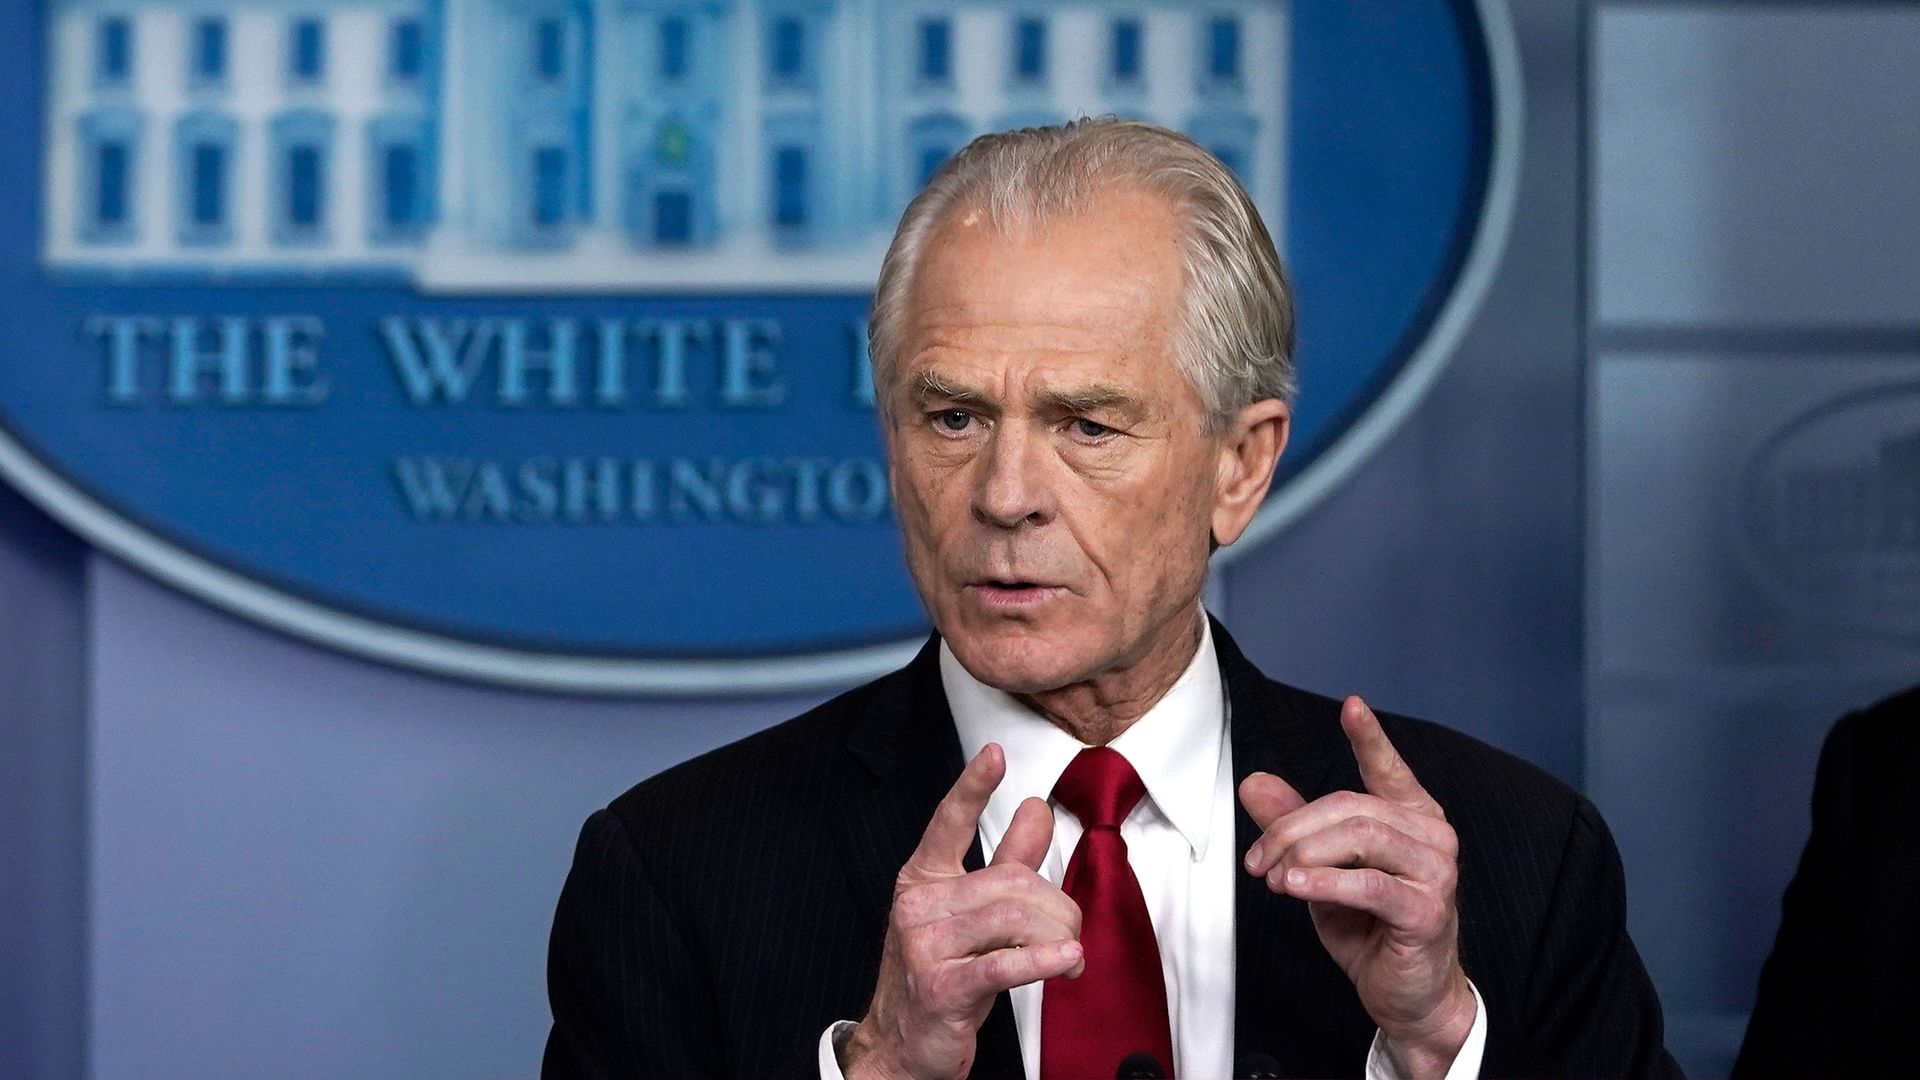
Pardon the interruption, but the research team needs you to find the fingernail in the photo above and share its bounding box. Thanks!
[1245,843,1264,872]
[1063,941,1083,960]
[1285,868,1306,888]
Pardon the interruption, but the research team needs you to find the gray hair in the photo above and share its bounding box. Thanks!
[867,117,1296,433]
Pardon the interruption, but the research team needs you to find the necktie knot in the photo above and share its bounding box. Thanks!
[1051,746,1147,831]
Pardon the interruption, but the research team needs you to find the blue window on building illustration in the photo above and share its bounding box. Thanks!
[919,146,949,186]
[79,110,141,243]
[288,146,323,227]
[654,191,692,246]
[769,17,806,85]
[533,146,568,229]
[96,141,130,227]
[192,147,223,223]
[383,144,420,230]
[272,110,333,243]
[774,146,808,232]
[368,115,431,242]
[97,17,132,85]
[1206,17,1241,83]
[391,18,424,82]
[1013,19,1047,84]
[534,18,565,82]
[1111,19,1142,84]
[629,115,710,248]
[290,19,325,83]
[660,17,688,82]
[191,18,227,84]
[1190,111,1256,190]
[908,113,967,195]
[918,18,951,85]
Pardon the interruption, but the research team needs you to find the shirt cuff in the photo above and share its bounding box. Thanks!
[1363,980,1488,1080]
[818,1019,859,1080]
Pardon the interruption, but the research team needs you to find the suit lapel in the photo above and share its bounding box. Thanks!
[829,636,1026,1079]
[829,637,958,926]
[1216,620,1369,1076]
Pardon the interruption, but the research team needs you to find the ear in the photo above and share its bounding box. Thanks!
[1210,398,1290,548]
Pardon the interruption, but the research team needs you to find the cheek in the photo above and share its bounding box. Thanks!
[893,451,968,549]
[1083,453,1212,585]
[891,473,948,610]
[1113,442,1211,517]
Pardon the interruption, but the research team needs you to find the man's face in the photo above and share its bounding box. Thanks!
[884,188,1231,695]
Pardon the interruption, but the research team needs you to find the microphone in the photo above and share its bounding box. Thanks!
[1235,1052,1283,1079]
[1115,1051,1167,1079]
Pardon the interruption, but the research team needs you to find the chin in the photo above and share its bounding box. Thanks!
[943,624,1092,696]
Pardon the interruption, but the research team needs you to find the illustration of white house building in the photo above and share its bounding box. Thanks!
[44,0,1287,290]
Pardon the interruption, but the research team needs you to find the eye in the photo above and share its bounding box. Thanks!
[934,409,974,433]
[1070,418,1114,440]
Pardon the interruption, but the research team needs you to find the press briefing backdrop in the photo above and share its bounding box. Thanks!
[1,1,1916,1078]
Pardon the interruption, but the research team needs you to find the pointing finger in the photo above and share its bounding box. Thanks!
[908,743,1004,877]
[990,797,1054,871]
[1341,696,1442,818]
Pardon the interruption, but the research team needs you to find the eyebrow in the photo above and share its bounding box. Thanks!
[1035,385,1147,420]
[911,369,988,405]
[910,369,1151,425]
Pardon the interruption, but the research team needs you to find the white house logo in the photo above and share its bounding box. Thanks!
[0,0,1520,692]
[44,0,1292,289]
[1737,383,1920,641]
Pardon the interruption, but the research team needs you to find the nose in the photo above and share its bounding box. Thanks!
[973,421,1054,529]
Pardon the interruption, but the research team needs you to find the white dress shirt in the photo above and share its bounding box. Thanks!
[822,615,1486,1079]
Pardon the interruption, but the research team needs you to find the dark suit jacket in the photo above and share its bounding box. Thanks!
[1731,684,1920,1079]
[545,622,1678,1078]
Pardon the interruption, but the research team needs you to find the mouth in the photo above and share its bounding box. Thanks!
[965,579,1066,608]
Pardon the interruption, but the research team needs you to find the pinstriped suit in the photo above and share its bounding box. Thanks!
[543,621,1679,1078]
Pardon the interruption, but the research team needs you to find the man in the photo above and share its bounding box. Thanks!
[544,119,1676,1079]
[1732,683,1919,1078]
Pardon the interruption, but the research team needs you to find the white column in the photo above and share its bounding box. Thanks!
[733,0,765,244]
[139,8,188,261]
[591,0,623,240]
[42,8,85,263]
[437,0,476,246]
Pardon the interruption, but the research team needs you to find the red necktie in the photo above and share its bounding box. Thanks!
[1040,747,1176,1079]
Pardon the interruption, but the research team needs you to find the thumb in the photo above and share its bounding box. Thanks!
[989,796,1054,870]
[1238,771,1307,828]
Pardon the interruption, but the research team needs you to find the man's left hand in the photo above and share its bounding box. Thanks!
[1238,695,1477,1080]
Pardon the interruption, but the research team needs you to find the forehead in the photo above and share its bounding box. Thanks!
[901,187,1188,388]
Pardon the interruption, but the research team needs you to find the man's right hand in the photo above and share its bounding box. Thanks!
[841,743,1085,1080]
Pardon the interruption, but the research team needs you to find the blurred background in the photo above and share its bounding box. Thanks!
[3,1,1918,1078]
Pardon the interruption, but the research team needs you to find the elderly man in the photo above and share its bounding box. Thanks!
[543,120,1676,1079]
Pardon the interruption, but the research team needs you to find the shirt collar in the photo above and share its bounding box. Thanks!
[942,613,1227,861]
